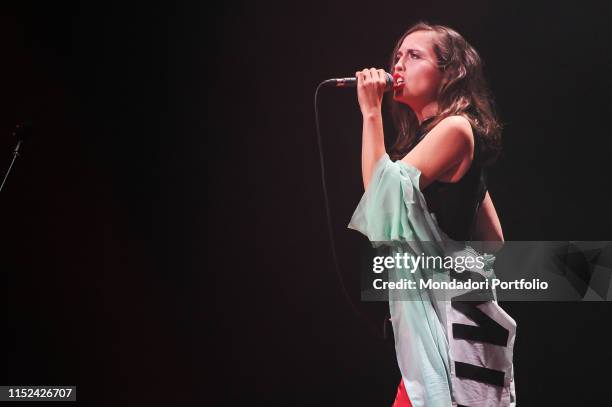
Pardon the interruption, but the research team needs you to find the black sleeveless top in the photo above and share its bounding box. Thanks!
[410,116,488,241]
[381,116,490,343]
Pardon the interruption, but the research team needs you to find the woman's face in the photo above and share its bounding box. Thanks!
[392,31,444,110]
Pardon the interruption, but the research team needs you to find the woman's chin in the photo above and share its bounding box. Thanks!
[392,93,409,105]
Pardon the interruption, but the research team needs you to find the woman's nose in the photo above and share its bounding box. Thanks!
[393,61,404,73]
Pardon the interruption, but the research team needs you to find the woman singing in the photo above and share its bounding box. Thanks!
[349,22,516,406]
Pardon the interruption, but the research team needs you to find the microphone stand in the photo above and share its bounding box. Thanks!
[0,123,32,194]
[0,140,23,193]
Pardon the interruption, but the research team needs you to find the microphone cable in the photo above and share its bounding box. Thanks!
[314,81,389,342]
[0,142,22,193]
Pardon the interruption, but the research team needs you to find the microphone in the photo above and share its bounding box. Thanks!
[321,71,394,92]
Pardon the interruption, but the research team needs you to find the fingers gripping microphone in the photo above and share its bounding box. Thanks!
[321,72,394,92]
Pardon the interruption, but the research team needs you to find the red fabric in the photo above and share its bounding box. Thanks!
[392,378,413,407]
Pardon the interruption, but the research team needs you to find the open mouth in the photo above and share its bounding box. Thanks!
[392,73,405,90]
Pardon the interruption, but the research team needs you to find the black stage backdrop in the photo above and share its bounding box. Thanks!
[2,1,612,405]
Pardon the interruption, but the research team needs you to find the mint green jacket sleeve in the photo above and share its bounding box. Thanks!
[348,153,443,244]
[345,153,516,407]
[346,153,453,407]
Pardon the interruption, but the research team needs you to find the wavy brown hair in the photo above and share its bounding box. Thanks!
[387,21,503,167]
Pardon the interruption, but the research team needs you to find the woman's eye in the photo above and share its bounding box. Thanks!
[395,52,419,63]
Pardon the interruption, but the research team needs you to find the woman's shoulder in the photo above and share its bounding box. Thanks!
[433,111,496,168]
[429,115,475,150]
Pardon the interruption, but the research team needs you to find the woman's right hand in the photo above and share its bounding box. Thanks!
[356,68,387,117]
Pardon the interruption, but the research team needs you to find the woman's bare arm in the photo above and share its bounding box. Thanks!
[361,112,386,190]
[473,191,505,252]
[356,68,389,191]
[474,191,504,241]
[400,116,474,191]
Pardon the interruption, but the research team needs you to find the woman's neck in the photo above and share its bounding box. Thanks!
[416,101,439,124]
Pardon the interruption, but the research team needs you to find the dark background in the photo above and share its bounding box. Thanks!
[2,1,612,405]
